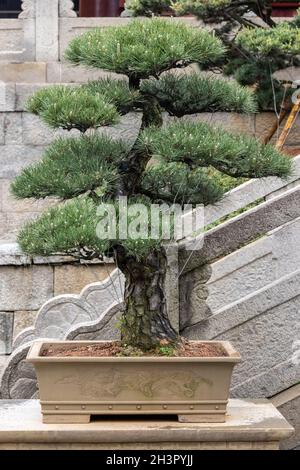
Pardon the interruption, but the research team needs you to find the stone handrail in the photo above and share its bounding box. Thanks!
[204,155,300,227]
[180,184,300,273]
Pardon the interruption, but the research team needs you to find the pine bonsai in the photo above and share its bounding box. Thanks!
[12,18,291,351]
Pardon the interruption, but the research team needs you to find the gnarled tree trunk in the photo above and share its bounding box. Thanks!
[116,247,178,350]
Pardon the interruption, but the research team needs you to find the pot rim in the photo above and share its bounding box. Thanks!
[27,340,241,363]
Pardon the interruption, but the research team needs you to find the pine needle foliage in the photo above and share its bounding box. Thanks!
[126,0,231,18]
[139,122,292,178]
[18,195,163,260]
[140,162,225,204]
[172,0,231,19]
[65,18,225,80]
[237,22,300,57]
[18,198,110,257]
[27,86,119,132]
[125,0,171,16]
[12,135,130,200]
[82,79,141,114]
[126,2,300,112]
[15,18,292,261]
[141,72,257,116]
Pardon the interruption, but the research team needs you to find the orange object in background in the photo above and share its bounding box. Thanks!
[79,0,123,17]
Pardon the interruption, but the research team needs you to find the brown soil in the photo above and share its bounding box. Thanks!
[41,340,228,358]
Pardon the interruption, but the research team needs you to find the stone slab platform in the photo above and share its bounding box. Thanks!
[0,399,294,450]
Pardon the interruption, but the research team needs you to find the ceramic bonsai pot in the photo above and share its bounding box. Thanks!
[27,340,240,424]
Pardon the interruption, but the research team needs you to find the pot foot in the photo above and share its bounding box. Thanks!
[178,414,226,423]
[43,414,91,424]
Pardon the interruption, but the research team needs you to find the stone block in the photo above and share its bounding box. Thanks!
[0,179,58,213]
[0,229,22,245]
[35,0,59,62]
[22,114,55,146]
[54,264,115,296]
[0,82,15,112]
[0,265,53,311]
[0,213,7,239]
[46,62,120,83]
[272,384,300,450]
[5,211,40,235]
[69,303,122,342]
[0,145,43,179]
[12,273,123,351]
[13,311,38,340]
[182,269,300,401]
[0,63,47,83]
[0,312,14,355]
[266,179,300,201]
[0,20,23,52]
[204,156,300,228]
[0,243,31,266]
[0,115,4,144]
[3,113,22,145]
[253,112,278,142]
[22,113,78,146]
[273,65,300,82]
[271,217,300,277]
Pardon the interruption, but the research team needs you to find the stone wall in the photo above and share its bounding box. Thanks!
[0,243,115,356]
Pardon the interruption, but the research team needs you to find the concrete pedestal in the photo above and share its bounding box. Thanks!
[0,399,294,450]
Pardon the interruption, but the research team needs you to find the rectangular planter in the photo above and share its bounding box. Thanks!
[27,340,241,424]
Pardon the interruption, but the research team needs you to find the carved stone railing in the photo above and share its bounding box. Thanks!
[0,0,77,61]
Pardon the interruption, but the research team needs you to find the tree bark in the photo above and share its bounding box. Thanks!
[116,247,178,350]
[113,73,173,351]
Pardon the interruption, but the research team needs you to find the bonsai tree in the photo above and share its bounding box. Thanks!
[125,1,300,111]
[12,18,291,351]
